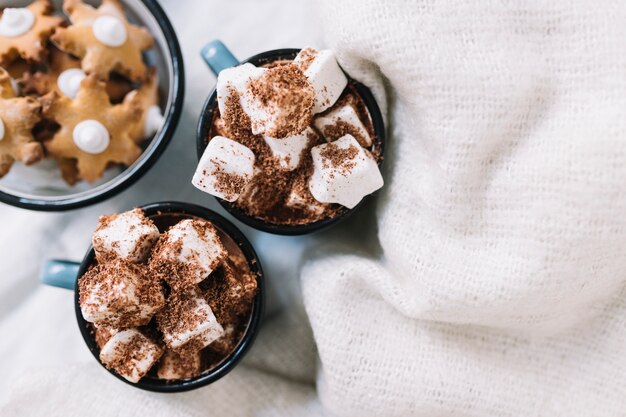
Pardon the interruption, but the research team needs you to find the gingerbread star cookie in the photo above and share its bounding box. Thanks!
[20,45,133,101]
[0,67,43,177]
[51,0,153,81]
[0,0,64,66]
[43,74,142,182]
[124,69,163,143]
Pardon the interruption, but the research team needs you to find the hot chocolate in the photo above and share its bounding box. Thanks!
[193,48,384,227]
[77,208,258,383]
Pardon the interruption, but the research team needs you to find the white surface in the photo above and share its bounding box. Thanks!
[309,134,383,209]
[3,0,626,417]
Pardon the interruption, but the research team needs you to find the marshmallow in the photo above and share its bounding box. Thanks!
[216,63,266,116]
[157,289,224,350]
[94,325,119,349]
[202,259,258,321]
[144,105,164,137]
[192,136,255,202]
[314,102,373,147]
[238,65,315,138]
[285,185,326,216]
[263,127,315,171]
[92,208,160,263]
[92,15,127,47]
[0,117,4,141]
[152,219,225,286]
[99,329,163,383]
[57,68,86,98]
[0,8,35,38]
[309,134,383,209]
[73,120,110,154]
[294,48,348,114]
[157,350,202,380]
[79,259,165,327]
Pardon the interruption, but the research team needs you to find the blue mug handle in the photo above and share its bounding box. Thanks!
[40,260,79,290]
[200,40,240,76]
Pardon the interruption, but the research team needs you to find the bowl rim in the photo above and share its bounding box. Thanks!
[74,201,265,393]
[0,0,185,212]
[196,48,386,236]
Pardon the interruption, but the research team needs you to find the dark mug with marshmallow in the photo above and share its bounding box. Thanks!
[194,40,386,236]
[39,201,264,393]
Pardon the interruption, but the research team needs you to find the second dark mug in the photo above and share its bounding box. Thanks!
[40,201,265,393]
[196,40,386,236]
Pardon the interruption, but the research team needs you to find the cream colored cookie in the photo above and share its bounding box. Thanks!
[124,68,160,143]
[0,0,64,65]
[0,67,43,177]
[43,74,142,182]
[51,0,153,81]
[20,45,132,101]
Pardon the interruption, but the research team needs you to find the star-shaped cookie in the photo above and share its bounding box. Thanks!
[20,45,133,101]
[0,67,43,177]
[0,0,64,66]
[43,74,142,182]
[51,0,153,81]
[124,68,160,143]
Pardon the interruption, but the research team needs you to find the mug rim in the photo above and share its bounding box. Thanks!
[196,47,386,236]
[74,201,265,393]
[0,0,185,212]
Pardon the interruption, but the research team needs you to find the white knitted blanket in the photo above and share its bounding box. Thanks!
[2,0,626,416]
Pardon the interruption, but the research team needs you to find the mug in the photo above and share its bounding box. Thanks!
[196,40,386,236]
[0,0,185,211]
[40,201,265,392]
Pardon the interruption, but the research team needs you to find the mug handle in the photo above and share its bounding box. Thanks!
[40,260,79,290]
[200,40,240,76]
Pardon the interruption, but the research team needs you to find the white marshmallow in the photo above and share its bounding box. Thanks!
[92,15,127,47]
[309,134,383,209]
[80,260,164,326]
[155,219,225,284]
[157,350,201,380]
[158,290,224,350]
[192,136,255,202]
[285,186,326,216]
[144,105,164,138]
[216,63,266,116]
[73,120,110,154]
[294,48,348,114]
[57,68,86,99]
[314,103,373,147]
[0,117,4,141]
[99,329,162,383]
[0,8,35,38]
[92,208,160,262]
[263,127,314,171]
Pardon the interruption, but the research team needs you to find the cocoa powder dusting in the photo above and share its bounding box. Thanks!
[79,213,259,382]
[209,75,377,225]
[248,64,314,138]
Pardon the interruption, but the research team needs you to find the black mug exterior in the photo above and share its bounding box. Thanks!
[0,0,185,211]
[196,48,386,236]
[74,201,265,392]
